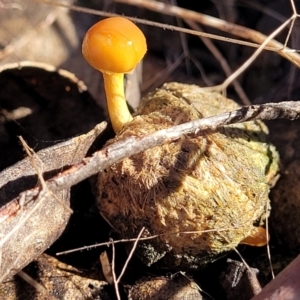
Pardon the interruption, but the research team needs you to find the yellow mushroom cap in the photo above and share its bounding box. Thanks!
[82,17,147,74]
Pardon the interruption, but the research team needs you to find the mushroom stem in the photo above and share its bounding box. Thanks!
[103,72,133,133]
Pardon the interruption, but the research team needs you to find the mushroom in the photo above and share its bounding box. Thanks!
[82,17,147,133]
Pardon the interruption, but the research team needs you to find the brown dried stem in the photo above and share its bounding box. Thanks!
[36,101,300,194]
[114,0,300,67]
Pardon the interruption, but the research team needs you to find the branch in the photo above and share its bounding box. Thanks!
[49,101,300,192]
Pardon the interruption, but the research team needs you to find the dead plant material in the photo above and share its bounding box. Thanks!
[114,0,300,67]
[100,251,114,285]
[0,253,109,300]
[128,275,202,300]
[0,122,106,282]
[0,83,299,283]
[0,61,107,282]
[96,82,280,269]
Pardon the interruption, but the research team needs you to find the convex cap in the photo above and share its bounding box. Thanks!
[82,17,147,74]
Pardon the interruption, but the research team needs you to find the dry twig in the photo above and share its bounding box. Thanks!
[11,101,297,204]
[114,0,300,67]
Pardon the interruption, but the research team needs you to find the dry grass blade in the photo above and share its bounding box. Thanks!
[185,20,251,104]
[114,0,300,67]
[110,240,120,300]
[19,136,73,214]
[17,270,49,296]
[116,227,145,285]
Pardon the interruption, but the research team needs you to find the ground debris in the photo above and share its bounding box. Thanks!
[220,259,261,300]
[128,275,203,300]
[0,254,110,300]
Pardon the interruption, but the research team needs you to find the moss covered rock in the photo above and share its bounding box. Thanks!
[96,83,279,269]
